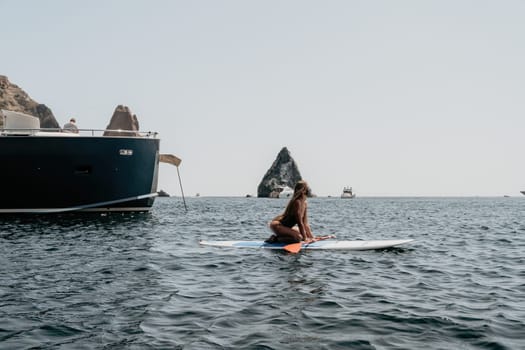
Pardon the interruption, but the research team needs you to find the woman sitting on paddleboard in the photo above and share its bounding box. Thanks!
[265,180,315,244]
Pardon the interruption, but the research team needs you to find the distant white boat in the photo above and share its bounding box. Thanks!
[341,186,356,198]
[278,186,294,198]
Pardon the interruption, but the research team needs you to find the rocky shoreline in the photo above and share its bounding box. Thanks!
[0,75,141,133]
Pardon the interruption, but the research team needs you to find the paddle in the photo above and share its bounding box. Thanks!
[283,242,302,253]
[283,235,336,254]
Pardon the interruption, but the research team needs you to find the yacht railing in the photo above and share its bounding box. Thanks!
[0,127,159,138]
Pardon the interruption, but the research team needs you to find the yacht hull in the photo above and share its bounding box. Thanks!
[0,136,159,213]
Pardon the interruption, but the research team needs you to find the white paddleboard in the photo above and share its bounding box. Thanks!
[199,239,414,251]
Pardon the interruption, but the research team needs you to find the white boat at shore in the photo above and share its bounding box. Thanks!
[341,186,356,198]
[278,186,294,198]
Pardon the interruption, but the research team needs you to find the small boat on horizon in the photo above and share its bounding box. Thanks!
[521,191,525,196]
[341,186,356,199]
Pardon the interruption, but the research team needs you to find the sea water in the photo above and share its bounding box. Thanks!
[0,197,523,349]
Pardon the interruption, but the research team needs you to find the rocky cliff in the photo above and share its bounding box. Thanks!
[257,147,304,198]
[103,105,140,136]
[0,75,60,128]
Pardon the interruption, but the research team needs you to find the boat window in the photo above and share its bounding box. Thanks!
[74,166,92,175]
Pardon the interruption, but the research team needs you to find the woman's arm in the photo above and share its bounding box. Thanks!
[294,199,308,240]
[295,199,315,241]
[303,202,314,239]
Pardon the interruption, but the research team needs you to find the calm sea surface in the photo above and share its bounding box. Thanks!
[0,197,524,349]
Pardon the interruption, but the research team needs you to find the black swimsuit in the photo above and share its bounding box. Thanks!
[279,215,297,228]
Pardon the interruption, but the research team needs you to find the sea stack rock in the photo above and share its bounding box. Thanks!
[257,147,304,198]
[103,105,140,136]
[0,75,60,128]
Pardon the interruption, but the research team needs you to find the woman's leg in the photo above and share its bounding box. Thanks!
[269,221,302,243]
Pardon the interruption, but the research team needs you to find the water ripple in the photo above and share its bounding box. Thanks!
[1,197,524,349]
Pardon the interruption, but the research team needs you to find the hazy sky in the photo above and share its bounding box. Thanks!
[2,0,524,196]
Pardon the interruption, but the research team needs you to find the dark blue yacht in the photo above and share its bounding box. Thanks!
[0,110,176,213]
